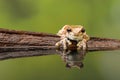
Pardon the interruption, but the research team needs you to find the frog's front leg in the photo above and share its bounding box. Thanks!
[66,38,72,45]
[62,38,68,50]
[62,38,72,49]
[55,38,72,50]
[55,40,62,49]
[77,34,89,50]
[77,39,87,50]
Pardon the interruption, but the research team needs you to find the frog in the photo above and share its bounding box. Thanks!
[55,25,90,50]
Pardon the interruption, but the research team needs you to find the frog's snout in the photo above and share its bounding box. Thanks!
[73,33,79,36]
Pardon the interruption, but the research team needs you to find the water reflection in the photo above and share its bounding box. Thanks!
[57,50,86,69]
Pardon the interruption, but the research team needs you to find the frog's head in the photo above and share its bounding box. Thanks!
[57,25,86,41]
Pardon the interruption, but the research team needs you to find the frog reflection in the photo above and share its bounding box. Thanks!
[58,50,86,69]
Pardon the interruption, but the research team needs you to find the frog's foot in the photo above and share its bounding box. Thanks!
[61,38,68,50]
[55,41,62,49]
[66,39,72,45]
[55,38,68,50]
[77,43,83,50]
[77,41,87,51]
[55,38,73,50]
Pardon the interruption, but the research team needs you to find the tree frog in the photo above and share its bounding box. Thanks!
[55,25,90,50]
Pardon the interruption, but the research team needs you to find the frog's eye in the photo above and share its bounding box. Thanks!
[81,28,85,33]
[67,28,72,32]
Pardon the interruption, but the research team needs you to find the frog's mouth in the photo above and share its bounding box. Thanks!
[67,35,82,41]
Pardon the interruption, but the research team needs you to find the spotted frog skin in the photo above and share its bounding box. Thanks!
[55,25,90,50]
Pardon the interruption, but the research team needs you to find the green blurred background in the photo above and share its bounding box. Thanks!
[0,0,120,80]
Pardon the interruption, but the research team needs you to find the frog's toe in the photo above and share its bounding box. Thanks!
[55,42,60,47]
[55,42,61,49]
[63,46,68,50]
[77,46,82,50]
[68,42,72,45]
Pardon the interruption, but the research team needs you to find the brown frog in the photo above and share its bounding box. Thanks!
[55,25,89,50]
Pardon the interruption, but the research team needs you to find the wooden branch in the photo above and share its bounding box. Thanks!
[0,28,120,60]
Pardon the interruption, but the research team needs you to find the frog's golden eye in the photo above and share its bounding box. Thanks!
[81,28,85,33]
[67,28,72,32]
